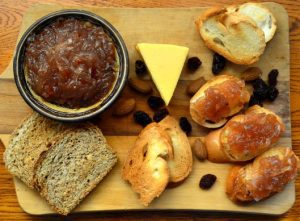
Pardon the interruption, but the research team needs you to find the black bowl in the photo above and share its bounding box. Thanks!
[14,9,129,122]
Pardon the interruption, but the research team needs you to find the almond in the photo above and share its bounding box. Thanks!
[192,138,207,161]
[112,98,136,116]
[186,77,207,96]
[241,67,262,82]
[128,78,152,94]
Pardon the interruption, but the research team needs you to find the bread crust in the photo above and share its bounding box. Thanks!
[190,75,250,128]
[196,6,266,65]
[226,147,299,202]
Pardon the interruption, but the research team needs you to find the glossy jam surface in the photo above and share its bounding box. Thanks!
[222,113,283,160]
[25,18,117,108]
[194,78,248,123]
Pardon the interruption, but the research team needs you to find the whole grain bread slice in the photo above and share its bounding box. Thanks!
[34,124,117,215]
[3,112,69,188]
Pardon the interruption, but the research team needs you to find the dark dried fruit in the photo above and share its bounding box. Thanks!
[187,57,202,71]
[267,86,279,101]
[179,117,192,134]
[135,60,147,76]
[248,94,263,107]
[251,78,268,90]
[268,69,279,87]
[251,78,269,100]
[212,53,226,75]
[134,111,152,127]
[153,108,169,122]
[147,96,165,110]
[199,174,217,190]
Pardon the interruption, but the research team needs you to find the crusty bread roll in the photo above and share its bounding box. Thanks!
[122,116,192,206]
[196,7,266,65]
[205,105,285,163]
[190,75,250,128]
[226,147,299,202]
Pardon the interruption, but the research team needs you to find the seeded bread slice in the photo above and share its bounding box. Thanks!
[3,112,68,188]
[34,124,117,215]
[196,7,266,65]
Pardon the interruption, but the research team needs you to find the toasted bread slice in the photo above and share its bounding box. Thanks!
[158,116,193,183]
[3,112,68,188]
[122,123,172,206]
[35,124,117,215]
[235,3,277,42]
[190,75,250,128]
[227,147,299,202]
[196,7,266,65]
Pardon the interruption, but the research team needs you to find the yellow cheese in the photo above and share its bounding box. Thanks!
[136,43,189,105]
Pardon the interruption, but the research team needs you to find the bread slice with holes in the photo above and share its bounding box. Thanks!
[158,116,193,183]
[196,7,266,65]
[122,116,193,206]
[3,112,68,188]
[34,124,117,215]
[122,123,172,206]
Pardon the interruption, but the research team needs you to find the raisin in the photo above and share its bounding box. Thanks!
[133,111,152,127]
[199,174,217,190]
[187,57,202,71]
[251,78,268,91]
[147,96,165,110]
[267,86,279,101]
[179,117,192,134]
[153,108,169,122]
[253,88,269,100]
[135,60,147,76]
[268,69,279,87]
[248,94,263,107]
[212,53,226,75]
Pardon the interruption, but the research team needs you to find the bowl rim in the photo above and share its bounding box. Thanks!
[13,9,129,122]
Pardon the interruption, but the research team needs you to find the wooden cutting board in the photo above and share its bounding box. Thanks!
[0,2,293,215]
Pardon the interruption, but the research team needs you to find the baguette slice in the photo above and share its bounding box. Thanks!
[34,124,117,215]
[196,7,266,65]
[3,112,68,188]
[158,116,193,183]
[235,3,277,42]
[122,123,172,206]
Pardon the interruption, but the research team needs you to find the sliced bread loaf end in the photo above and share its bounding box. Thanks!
[3,113,68,188]
[34,124,117,215]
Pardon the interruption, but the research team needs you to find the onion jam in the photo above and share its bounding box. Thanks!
[24,18,118,108]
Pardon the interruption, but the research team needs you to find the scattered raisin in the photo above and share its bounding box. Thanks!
[179,117,192,134]
[133,111,152,127]
[187,57,202,71]
[153,108,169,122]
[251,78,268,91]
[248,94,263,107]
[212,53,226,75]
[268,69,279,87]
[147,96,165,110]
[251,78,269,100]
[267,86,279,101]
[135,60,147,76]
[199,174,217,190]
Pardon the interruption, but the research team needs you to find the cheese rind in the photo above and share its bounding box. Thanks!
[136,43,189,105]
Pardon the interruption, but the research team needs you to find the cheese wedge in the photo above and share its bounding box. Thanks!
[136,43,189,105]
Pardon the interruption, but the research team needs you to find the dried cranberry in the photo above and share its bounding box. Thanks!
[187,57,202,71]
[248,94,263,107]
[212,53,226,75]
[267,86,279,101]
[135,60,147,76]
[179,117,192,134]
[268,69,279,87]
[134,111,152,127]
[147,96,165,110]
[153,108,169,122]
[199,174,217,190]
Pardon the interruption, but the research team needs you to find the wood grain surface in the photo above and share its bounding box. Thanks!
[0,0,299,220]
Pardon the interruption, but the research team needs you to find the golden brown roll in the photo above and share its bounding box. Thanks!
[190,75,250,128]
[205,105,285,162]
[226,147,299,202]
